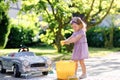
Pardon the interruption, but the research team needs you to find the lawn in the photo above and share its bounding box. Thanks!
[0,47,120,61]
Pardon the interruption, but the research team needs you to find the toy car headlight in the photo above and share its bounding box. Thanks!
[23,60,29,67]
[46,59,52,65]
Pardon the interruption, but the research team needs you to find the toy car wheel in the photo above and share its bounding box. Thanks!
[42,71,48,75]
[13,65,21,77]
[0,62,6,73]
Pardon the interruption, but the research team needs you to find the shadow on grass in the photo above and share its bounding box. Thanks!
[52,54,71,61]
[35,51,72,61]
[30,46,55,50]
[35,52,57,56]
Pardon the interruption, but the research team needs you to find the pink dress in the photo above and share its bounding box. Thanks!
[70,30,89,60]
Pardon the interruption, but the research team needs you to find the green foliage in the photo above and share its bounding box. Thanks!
[6,24,37,48]
[0,0,19,48]
[87,26,120,47]
[20,0,118,52]
[113,27,120,47]
[0,13,10,48]
[87,27,104,47]
[40,29,55,44]
[6,17,39,48]
[0,1,10,48]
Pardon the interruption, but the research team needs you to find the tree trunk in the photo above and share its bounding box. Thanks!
[109,26,114,48]
[104,27,114,48]
[54,32,64,52]
[54,25,64,52]
[54,30,74,52]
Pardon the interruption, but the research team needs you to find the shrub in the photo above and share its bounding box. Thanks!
[0,11,10,48]
[87,27,104,47]
[87,26,120,47]
[113,27,120,47]
[6,24,37,48]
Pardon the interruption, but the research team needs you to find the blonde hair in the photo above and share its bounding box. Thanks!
[70,17,87,31]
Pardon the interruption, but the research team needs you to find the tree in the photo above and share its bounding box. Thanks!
[0,1,11,48]
[0,0,18,48]
[21,0,118,52]
[71,0,117,29]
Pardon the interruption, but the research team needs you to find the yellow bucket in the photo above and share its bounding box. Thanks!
[56,60,76,80]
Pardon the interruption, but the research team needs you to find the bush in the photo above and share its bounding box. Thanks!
[87,27,105,47]
[87,26,120,47]
[6,24,36,48]
[113,27,120,47]
[0,11,10,48]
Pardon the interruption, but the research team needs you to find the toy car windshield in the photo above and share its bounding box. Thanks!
[15,52,35,57]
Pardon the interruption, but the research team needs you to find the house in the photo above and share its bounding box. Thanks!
[99,15,120,27]
[8,0,21,19]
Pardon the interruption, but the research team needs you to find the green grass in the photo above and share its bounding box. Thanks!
[0,47,120,60]
[0,46,57,56]
[89,47,120,57]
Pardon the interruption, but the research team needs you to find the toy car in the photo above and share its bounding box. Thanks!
[0,46,52,77]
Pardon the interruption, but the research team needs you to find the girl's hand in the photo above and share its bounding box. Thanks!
[60,40,65,46]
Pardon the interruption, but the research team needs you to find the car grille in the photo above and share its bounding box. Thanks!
[31,63,46,67]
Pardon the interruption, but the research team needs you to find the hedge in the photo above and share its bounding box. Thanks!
[87,26,120,47]
[6,24,36,48]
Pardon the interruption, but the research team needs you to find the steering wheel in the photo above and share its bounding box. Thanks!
[18,46,29,52]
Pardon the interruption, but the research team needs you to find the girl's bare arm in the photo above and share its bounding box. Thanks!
[64,34,82,44]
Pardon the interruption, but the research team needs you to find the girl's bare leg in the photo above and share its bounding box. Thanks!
[74,60,78,74]
[79,59,87,79]
[79,59,86,75]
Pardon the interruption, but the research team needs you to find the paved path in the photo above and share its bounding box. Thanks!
[78,52,120,80]
[0,52,120,80]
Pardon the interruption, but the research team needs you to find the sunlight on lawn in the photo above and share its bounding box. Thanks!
[89,47,120,57]
[0,48,57,56]
[0,47,119,60]
[0,49,18,56]
[29,48,57,55]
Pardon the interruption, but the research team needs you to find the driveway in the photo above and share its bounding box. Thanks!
[0,52,120,80]
[79,52,120,80]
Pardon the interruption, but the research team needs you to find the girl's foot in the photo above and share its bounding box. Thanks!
[79,74,87,79]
